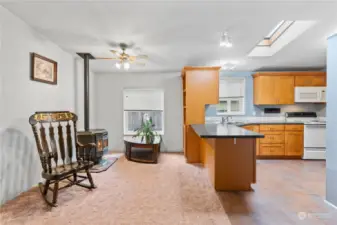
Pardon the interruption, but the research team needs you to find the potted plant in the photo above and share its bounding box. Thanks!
[134,115,158,144]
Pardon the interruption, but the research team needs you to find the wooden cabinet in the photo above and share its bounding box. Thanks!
[182,67,221,163]
[284,125,304,157]
[294,72,326,87]
[260,124,285,131]
[260,144,285,156]
[260,132,284,144]
[242,125,260,155]
[274,76,294,104]
[253,74,294,105]
[253,72,326,105]
[253,76,276,104]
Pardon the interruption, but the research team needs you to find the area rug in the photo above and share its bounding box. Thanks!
[89,155,118,173]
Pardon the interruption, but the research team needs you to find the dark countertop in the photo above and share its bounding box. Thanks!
[191,124,265,138]
[234,121,304,126]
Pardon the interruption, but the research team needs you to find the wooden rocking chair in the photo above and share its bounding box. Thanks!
[29,111,96,207]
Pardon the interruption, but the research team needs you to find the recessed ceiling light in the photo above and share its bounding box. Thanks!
[220,32,233,48]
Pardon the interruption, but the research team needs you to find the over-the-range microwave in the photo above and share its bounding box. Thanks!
[295,87,326,103]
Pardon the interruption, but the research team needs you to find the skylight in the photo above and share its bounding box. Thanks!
[248,20,316,57]
[258,20,294,46]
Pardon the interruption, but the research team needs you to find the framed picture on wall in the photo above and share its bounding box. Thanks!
[31,53,58,85]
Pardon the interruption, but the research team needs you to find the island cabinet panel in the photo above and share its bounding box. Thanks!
[200,139,216,185]
[214,138,256,191]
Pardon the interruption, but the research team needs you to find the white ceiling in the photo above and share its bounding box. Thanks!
[2,0,337,73]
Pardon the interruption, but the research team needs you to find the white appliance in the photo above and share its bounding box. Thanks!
[285,112,326,160]
[295,87,326,103]
[303,123,326,160]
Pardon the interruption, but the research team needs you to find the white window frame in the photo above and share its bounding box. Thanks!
[123,88,164,135]
[123,110,164,135]
[217,77,246,116]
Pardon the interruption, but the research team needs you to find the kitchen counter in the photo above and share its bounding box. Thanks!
[191,124,264,138]
[190,123,262,192]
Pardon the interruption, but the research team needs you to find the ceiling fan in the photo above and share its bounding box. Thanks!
[96,43,148,70]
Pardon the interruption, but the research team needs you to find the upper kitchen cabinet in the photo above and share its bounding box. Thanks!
[253,73,294,105]
[294,72,326,87]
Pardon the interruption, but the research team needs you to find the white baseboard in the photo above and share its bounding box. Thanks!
[324,199,337,210]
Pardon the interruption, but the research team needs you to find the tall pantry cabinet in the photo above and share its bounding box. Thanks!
[182,67,220,163]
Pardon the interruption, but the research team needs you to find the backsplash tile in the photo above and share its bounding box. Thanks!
[205,103,326,117]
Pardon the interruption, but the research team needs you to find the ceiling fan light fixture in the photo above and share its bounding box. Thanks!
[115,62,121,69]
[123,62,130,70]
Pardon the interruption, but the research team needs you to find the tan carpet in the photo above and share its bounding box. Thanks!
[0,154,231,225]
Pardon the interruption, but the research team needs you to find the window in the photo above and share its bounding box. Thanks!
[123,89,164,135]
[216,98,244,115]
[257,20,294,47]
[216,77,245,115]
[124,110,164,135]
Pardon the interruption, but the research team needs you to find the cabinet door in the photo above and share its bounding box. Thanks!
[285,131,304,156]
[295,76,326,87]
[274,76,294,104]
[260,144,285,156]
[242,125,260,156]
[260,132,284,144]
[253,76,276,104]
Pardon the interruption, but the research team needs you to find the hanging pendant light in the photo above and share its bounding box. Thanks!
[220,32,233,48]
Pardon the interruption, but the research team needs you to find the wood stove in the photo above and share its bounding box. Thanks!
[76,53,108,164]
[77,129,108,164]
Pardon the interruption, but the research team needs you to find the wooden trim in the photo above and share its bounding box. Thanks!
[31,53,58,85]
[182,66,221,73]
[253,71,326,78]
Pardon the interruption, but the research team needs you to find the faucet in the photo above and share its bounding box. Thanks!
[221,116,232,125]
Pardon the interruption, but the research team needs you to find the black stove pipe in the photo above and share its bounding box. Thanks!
[83,54,90,131]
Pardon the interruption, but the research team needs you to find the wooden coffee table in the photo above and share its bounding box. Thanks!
[124,136,161,163]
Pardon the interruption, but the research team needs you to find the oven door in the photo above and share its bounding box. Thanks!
[304,124,326,148]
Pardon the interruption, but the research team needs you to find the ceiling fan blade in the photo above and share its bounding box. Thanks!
[130,62,146,66]
[136,55,149,59]
[96,57,119,60]
[129,56,136,61]
[110,50,120,55]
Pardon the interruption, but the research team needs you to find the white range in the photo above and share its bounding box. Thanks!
[285,112,326,160]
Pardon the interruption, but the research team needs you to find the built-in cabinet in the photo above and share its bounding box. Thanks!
[182,66,220,163]
[243,124,304,158]
[253,71,326,105]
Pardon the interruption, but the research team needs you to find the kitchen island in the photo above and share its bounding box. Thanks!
[191,124,264,191]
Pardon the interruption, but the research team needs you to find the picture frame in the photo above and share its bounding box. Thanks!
[31,53,58,85]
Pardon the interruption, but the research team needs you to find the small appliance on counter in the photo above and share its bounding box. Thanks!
[285,112,326,160]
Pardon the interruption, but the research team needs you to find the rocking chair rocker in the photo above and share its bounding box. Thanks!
[29,111,96,207]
